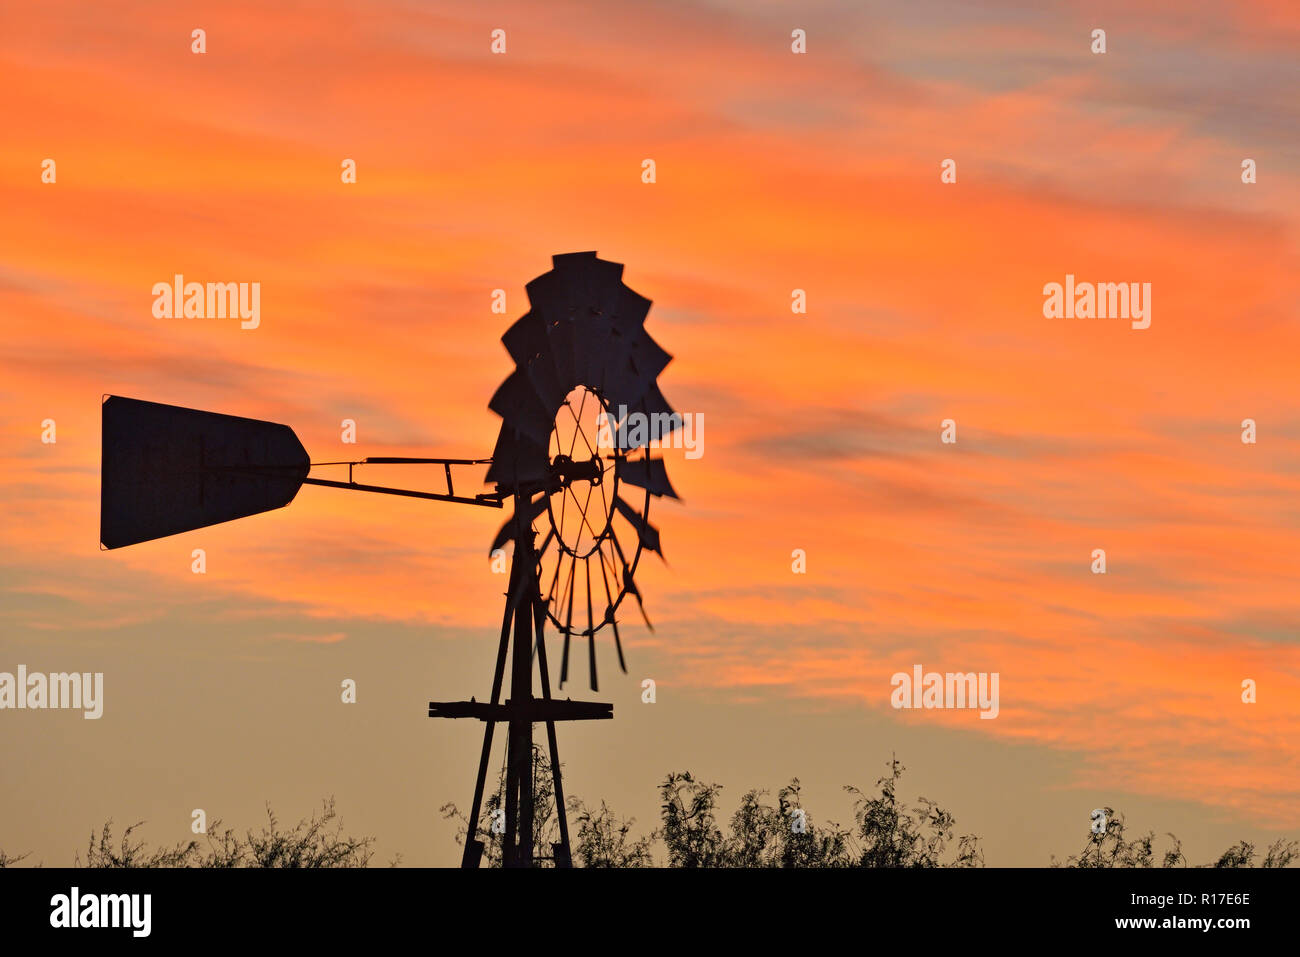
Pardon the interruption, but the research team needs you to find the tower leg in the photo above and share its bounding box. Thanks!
[534,623,573,867]
[461,541,522,868]
[504,495,535,867]
[505,569,535,864]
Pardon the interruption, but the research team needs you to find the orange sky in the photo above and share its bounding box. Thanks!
[2,0,1298,865]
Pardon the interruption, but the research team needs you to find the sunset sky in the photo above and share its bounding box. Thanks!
[2,0,1298,866]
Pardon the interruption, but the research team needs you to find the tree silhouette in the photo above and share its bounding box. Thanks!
[1055,807,1184,868]
[3,762,1296,867]
[441,743,561,866]
[0,850,30,868]
[442,745,659,867]
[571,800,656,868]
[0,797,375,868]
[1056,806,1298,868]
[450,753,980,867]
[847,756,983,867]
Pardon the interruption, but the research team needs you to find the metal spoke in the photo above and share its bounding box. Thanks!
[564,483,602,550]
[595,460,612,536]
[565,400,597,459]
[578,479,597,549]
[594,530,620,589]
[566,393,585,458]
[557,476,569,557]
[586,558,597,691]
[536,527,554,564]
[560,547,578,686]
[546,539,564,605]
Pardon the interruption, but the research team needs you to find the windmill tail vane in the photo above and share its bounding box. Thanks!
[98,251,680,868]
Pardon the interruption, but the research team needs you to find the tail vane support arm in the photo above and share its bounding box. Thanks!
[305,457,504,508]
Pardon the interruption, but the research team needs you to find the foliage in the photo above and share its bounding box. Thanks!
[225,798,374,868]
[1056,808,1299,869]
[846,757,983,867]
[441,744,561,866]
[78,821,196,868]
[571,800,656,868]
[1213,838,1298,869]
[1056,808,1184,868]
[49,797,373,868]
[4,761,1297,868]
[452,753,979,868]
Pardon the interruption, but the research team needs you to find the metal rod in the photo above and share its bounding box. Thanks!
[301,477,503,508]
[533,608,573,867]
[363,457,493,465]
[505,493,535,867]
[586,559,597,692]
[309,457,492,466]
[460,546,522,868]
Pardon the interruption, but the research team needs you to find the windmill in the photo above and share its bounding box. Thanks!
[100,252,679,868]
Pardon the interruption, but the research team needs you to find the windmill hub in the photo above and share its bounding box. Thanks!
[547,453,603,489]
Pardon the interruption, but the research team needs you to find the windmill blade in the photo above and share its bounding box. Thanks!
[601,352,657,417]
[543,316,579,396]
[538,252,622,394]
[487,493,549,555]
[488,370,553,446]
[606,391,682,452]
[602,350,672,429]
[616,455,679,499]
[572,258,627,388]
[596,547,628,673]
[547,253,626,391]
[613,495,663,558]
[609,284,652,335]
[620,561,654,632]
[100,395,309,550]
[601,333,672,424]
[501,310,550,369]
[610,613,627,672]
[550,250,606,274]
[525,353,566,418]
[610,533,654,632]
[485,426,550,486]
[636,382,682,444]
[625,330,672,390]
[576,319,616,396]
[525,269,579,393]
[587,285,652,399]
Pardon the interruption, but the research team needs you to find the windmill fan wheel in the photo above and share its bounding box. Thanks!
[485,252,680,691]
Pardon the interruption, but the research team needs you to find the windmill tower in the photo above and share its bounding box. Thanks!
[99,252,680,867]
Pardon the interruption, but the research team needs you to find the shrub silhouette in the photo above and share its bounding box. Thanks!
[446,752,980,867]
[3,760,1295,867]
[1054,808,1297,869]
[0,797,374,868]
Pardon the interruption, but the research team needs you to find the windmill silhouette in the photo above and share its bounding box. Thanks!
[100,252,679,867]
